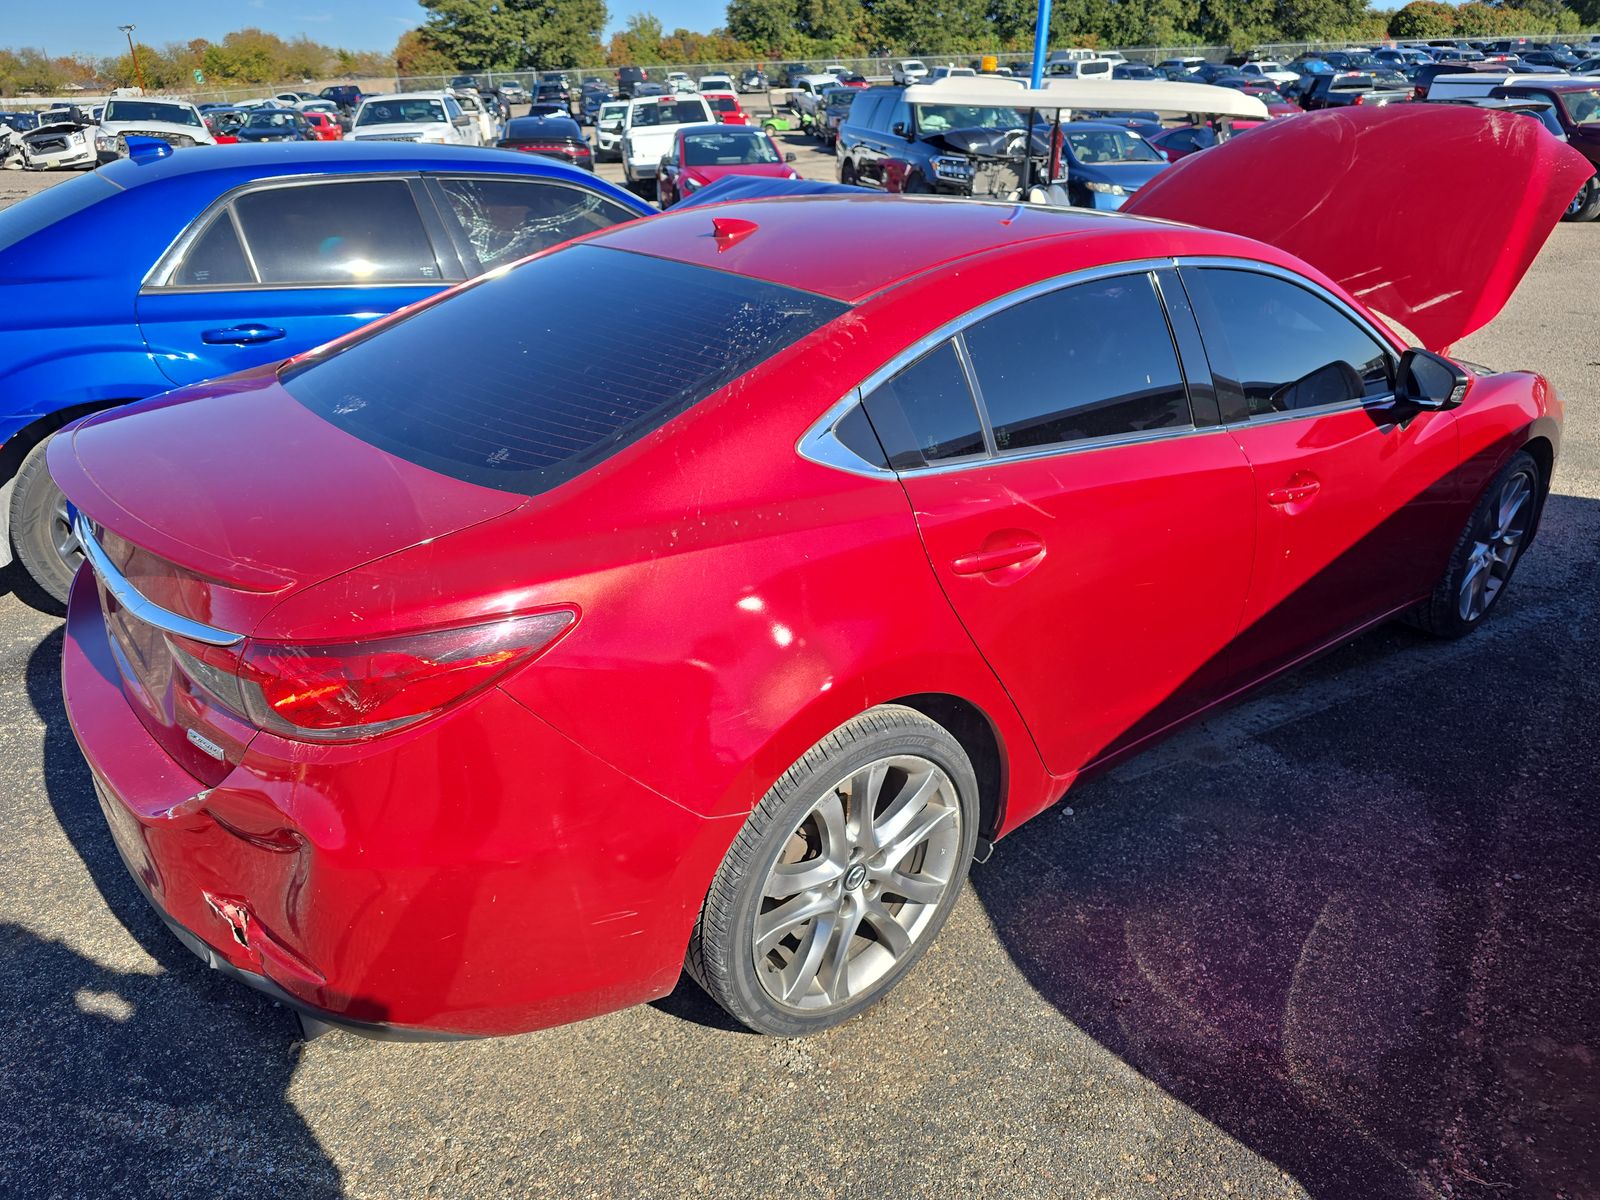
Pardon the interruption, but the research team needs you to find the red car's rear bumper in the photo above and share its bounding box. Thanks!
[61,568,740,1037]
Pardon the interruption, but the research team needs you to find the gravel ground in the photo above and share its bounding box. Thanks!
[0,161,1596,1200]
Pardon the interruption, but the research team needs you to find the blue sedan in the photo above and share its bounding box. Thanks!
[1057,121,1171,211]
[0,140,651,602]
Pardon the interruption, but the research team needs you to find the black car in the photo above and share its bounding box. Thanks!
[450,74,484,91]
[616,66,647,97]
[1188,62,1241,84]
[318,85,365,115]
[1521,49,1581,70]
[581,89,616,124]
[233,110,319,142]
[497,114,593,171]
[837,85,1053,197]
[533,83,571,112]
[1301,73,1413,110]
[1113,63,1160,80]
[738,69,768,93]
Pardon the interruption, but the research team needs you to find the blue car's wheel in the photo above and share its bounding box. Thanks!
[10,435,79,607]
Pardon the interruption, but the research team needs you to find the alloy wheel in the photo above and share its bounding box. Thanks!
[1568,181,1588,219]
[753,755,962,1011]
[51,489,82,576]
[1458,466,1535,622]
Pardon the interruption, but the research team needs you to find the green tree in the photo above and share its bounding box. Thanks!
[419,0,606,70]
[1453,0,1530,33]
[726,0,799,50]
[395,28,458,75]
[1388,0,1457,37]
[607,12,664,62]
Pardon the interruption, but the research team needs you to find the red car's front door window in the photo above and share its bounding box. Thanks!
[865,271,1256,775]
[1181,266,1463,680]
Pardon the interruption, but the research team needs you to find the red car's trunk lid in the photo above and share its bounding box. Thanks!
[51,369,525,779]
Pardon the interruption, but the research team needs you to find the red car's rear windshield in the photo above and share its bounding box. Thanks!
[281,244,847,495]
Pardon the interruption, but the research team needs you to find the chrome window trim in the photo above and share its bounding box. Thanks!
[798,258,1187,478]
[1174,256,1403,424]
[74,516,244,648]
[906,423,1230,478]
[796,388,889,479]
[798,254,1410,480]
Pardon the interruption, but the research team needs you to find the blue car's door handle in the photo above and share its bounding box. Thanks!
[201,324,287,345]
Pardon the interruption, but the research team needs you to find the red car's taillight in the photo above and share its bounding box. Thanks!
[169,611,574,741]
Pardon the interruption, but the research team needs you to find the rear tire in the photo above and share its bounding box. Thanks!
[10,434,80,607]
[1405,450,1542,639]
[1563,175,1600,222]
[686,705,978,1037]
[839,158,858,186]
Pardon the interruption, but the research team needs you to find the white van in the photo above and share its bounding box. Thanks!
[1046,57,1115,80]
[1424,71,1563,101]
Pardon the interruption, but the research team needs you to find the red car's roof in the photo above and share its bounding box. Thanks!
[589,195,1212,303]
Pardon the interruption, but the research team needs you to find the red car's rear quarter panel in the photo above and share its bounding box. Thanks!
[65,568,741,1035]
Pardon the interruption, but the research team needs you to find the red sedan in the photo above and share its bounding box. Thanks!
[302,111,343,140]
[656,123,799,207]
[54,107,1586,1041]
[700,89,749,125]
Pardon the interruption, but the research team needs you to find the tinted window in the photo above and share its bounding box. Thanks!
[282,245,847,494]
[963,274,1191,452]
[176,213,252,286]
[232,180,440,285]
[629,100,711,127]
[861,341,985,469]
[435,176,638,273]
[1184,268,1395,417]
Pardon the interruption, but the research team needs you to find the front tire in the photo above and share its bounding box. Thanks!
[687,705,978,1036]
[10,434,81,606]
[1406,450,1542,639]
[1563,175,1600,222]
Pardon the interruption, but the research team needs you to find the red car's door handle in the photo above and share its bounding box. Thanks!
[1266,479,1321,506]
[951,539,1046,575]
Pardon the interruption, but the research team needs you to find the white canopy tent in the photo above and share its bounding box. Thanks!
[902,75,1271,120]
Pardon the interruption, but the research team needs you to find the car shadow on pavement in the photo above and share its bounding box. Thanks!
[9,628,341,1199]
[0,558,65,618]
[969,492,1600,1199]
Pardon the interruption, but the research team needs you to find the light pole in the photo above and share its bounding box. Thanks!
[1029,0,1053,88]
[119,24,147,92]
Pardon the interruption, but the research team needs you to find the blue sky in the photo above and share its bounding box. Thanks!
[8,2,729,58]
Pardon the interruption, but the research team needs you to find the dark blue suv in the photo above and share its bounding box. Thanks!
[836,86,1032,194]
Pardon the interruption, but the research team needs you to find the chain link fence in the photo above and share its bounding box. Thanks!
[395,32,1590,91]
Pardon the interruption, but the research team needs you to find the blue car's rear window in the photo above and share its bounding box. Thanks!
[281,244,847,495]
[0,172,119,259]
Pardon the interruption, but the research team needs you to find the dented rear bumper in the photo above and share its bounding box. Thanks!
[61,567,742,1038]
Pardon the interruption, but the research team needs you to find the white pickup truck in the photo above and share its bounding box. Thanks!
[620,93,714,190]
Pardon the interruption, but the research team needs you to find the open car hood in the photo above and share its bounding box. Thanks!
[1122,105,1593,351]
[924,127,1050,157]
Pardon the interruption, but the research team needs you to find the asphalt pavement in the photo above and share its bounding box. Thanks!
[0,160,1596,1200]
